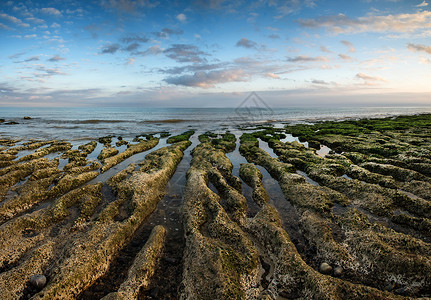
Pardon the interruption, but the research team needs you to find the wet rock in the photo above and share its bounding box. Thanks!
[319,262,332,274]
[333,266,343,277]
[24,116,32,120]
[30,274,46,289]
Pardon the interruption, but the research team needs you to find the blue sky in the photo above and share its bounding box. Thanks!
[0,0,430,107]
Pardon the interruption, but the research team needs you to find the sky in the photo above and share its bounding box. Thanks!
[0,0,431,107]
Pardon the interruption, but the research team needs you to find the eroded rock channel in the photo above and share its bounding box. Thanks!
[1,114,431,299]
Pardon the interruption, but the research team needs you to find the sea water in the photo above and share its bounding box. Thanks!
[1,106,431,140]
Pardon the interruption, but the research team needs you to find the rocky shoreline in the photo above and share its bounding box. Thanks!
[0,114,430,299]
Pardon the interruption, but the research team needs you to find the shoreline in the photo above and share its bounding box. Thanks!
[0,114,430,299]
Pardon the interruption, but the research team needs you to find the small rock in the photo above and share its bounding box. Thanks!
[333,266,343,277]
[30,274,46,289]
[319,262,332,274]
[24,116,32,120]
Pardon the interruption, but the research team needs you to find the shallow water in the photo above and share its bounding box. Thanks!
[2,106,431,140]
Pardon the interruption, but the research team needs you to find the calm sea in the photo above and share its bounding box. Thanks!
[1,106,431,140]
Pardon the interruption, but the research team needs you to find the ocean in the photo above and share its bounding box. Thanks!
[1,106,431,140]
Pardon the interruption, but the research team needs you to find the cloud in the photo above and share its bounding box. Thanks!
[40,8,62,16]
[152,27,183,38]
[312,79,330,85]
[25,17,45,24]
[341,40,355,52]
[287,55,328,62]
[0,23,9,30]
[126,57,136,65]
[121,35,149,43]
[320,46,332,53]
[193,0,231,10]
[417,1,428,7]
[0,13,30,27]
[160,62,226,75]
[176,13,186,22]
[101,43,121,54]
[298,11,431,34]
[100,0,159,13]
[24,56,40,62]
[125,42,140,51]
[51,22,61,28]
[164,44,209,63]
[338,53,353,60]
[48,55,66,62]
[355,72,387,85]
[9,52,26,59]
[136,45,163,56]
[24,34,37,39]
[266,73,280,79]
[236,37,258,49]
[407,43,431,54]
[269,34,280,39]
[165,69,247,88]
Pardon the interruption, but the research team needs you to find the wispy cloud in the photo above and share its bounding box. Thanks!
[355,72,387,85]
[164,44,209,63]
[0,13,30,27]
[320,46,332,53]
[40,8,62,16]
[165,69,247,88]
[287,55,328,62]
[298,11,431,34]
[99,0,159,14]
[416,1,428,7]
[136,45,163,56]
[236,37,257,49]
[311,79,330,85]
[338,53,353,61]
[152,28,183,39]
[23,56,40,62]
[48,55,66,62]
[341,40,355,52]
[407,43,431,54]
[101,43,121,54]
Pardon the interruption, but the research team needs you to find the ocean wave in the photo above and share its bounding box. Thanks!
[139,119,192,124]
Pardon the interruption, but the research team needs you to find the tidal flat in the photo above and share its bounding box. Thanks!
[0,114,431,299]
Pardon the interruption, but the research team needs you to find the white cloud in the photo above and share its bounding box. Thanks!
[0,13,30,27]
[416,1,428,7]
[298,11,431,34]
[176,13,187,22]
[40,8,62,16]
[165,69,248,88]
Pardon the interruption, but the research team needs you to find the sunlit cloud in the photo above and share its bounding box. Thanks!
[341,40,355,52]
[287,55,328,62]
[407,43,431,54]
[298,11,431,34]
[165,69,248,88]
